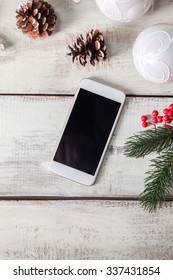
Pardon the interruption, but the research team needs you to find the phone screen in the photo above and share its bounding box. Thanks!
[53,88,121,175]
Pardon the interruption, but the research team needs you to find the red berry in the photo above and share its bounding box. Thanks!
[166,119,172,124]
[163,115,169,121]
[157,116,163,123]
[142,122,148,128]
[163,108,169,115]
[152,117,158,124]
[152,110,159,117]
[167,110,173,117]
[169,104,173,111]
[141,115,147,122]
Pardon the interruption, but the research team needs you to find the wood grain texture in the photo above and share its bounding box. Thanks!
[0,200,173,260]
[0,95,172,197]
[0,0,173,95]
[1,1,173,261]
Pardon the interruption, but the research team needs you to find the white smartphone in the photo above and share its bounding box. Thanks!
[50,79,125,185]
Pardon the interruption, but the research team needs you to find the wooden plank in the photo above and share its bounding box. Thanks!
[0,95,172,197]
[0,0,173,95]
[0,200,173,260]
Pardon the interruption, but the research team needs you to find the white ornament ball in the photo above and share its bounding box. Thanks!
[95,0,154,22]
[133,24,173,84]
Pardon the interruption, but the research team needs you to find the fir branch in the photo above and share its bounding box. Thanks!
[140,149,173,212]
[124,126,173,158]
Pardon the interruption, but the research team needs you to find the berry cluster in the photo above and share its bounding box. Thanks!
[141,103,173,128]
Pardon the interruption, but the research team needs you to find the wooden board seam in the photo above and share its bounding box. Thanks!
[0,196,173,201]
[0,94,172,98]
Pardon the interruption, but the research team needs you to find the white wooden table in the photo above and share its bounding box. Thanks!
[0,0,173,260]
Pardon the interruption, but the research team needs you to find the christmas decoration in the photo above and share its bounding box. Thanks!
[140,105,173,128]
[68,29,107,66]
[16,0,57,39]
[124,102,173,212]
[95,0,154,22]
[133,24,173,84]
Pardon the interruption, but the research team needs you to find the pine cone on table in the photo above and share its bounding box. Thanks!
[68,29,107,66]
[16,0,57,39]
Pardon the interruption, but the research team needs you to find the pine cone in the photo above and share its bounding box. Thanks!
[16,0,57,39]
[68,29,107,66]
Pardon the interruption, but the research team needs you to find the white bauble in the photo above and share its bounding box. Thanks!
[95,0,154,22]
[133,24,173,84]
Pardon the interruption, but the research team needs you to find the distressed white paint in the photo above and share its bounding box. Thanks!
[0,0,173,95]
[1,1,173,260]
[0,95,172,197]
[0,200,173,260]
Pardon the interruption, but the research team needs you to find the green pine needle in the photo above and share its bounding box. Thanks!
[140,150,173,212]
[124,125,173,212]
[124,126,173,158]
